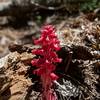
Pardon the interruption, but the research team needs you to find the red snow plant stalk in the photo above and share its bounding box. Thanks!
[31,25,62,100]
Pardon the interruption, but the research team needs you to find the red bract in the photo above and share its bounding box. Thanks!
[31,25,62,100]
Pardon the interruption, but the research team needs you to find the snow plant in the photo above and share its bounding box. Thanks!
[31,25,62,100]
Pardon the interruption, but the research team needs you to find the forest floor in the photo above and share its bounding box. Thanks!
[0,1,100,99]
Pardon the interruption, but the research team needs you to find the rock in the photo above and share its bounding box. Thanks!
[0,56,11,99]
[0,50,35,99]
[0,61,11,95]
[0,55,8,68]
[2,51,33,100]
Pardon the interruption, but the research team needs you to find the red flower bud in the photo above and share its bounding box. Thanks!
[50,73,59,80]
[31,59,38,66]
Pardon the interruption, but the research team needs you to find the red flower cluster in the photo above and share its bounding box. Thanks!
[31,25,62,100]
